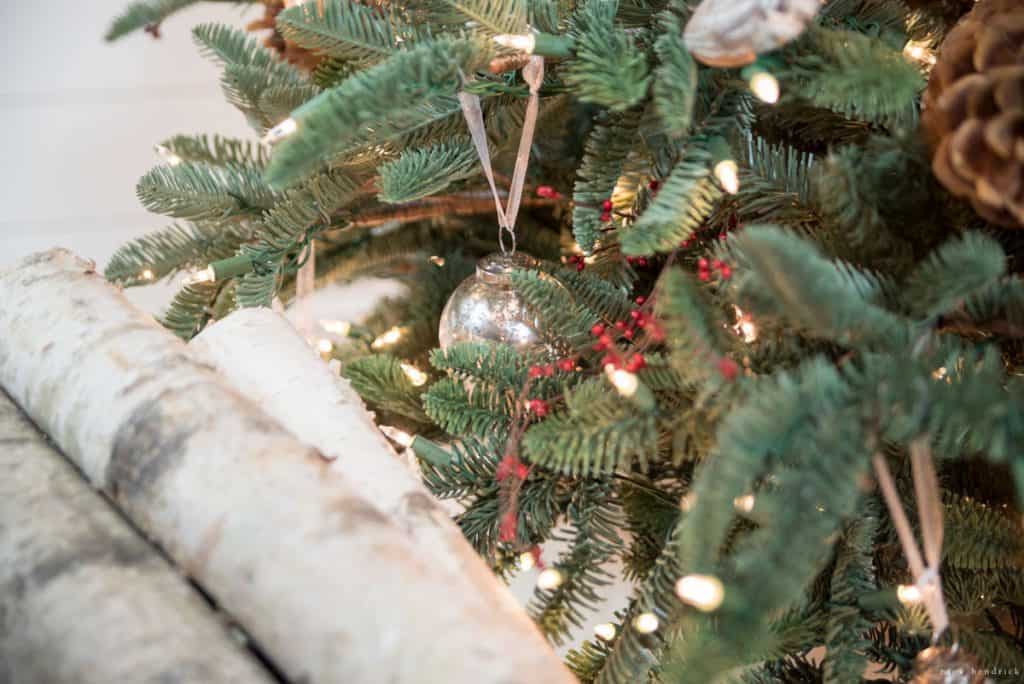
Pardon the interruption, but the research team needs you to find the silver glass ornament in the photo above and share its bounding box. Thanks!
[911,646,990,684]
[439,252,562,353]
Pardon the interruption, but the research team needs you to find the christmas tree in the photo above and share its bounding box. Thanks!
[105,0,1024,681]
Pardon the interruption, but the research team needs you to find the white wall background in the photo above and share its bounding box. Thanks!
[0,0,633,654]
[0,0,256,312]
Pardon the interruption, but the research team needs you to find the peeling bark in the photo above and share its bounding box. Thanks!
[0,249,574,684]
[0,390,273,684]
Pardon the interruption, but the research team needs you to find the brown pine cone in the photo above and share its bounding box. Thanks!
[922,0,1024,228]
[247,1,324,72]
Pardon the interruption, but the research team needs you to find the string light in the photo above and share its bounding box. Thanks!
[593,623,617,641]
[183,266,215,285]
[261,117,298,145]
[680,492,697,512]
[632,612,659,634]
[517,551,536,571]
[379,425,414,448]
[140,269,155,281]
[714,159,740,195]
[749,71,780,104]
[429,256,446,267]
[316,338,334,354]
[154,144,183,166]
[605,365,639,398]
[320,320,352,336]
[400,363,428,387]
[494,33,536,53]
[371,326,403,350]
[897,584,923,604]
[733,493,756,513]
[536,568,563,590]
[676,574,725,612]
[903,40,936,66]
[933,366,948,380]
[732,306,758,343]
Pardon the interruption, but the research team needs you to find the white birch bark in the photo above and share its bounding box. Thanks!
[0,249,574,684]
[0,390,273,684]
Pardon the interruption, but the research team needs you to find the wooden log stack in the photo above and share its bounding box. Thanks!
[0,249,574,684]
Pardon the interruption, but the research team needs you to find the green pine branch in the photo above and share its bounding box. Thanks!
[342,354,430,423]
[105,220,252,285]
[136,161,278,220]
[377,137,479,204]
[276,0,418,64]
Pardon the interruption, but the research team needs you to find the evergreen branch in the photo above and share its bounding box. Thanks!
[944,492,1024,572]
[105,221,252,284]
[555,268,634,324]
[651,14,696,139]
[160,279,224,339]
[724,225,907,348]
[136,161,279,220]
[377,137,480,204]
[784,28,924,128]
[564,0,651,112]
[429,341,537,392]
[342,354,430,423]
[656,267,729,386]
[423,377,513,439]
[510,269,600,352]
[106,0,243,41]
[522,378,660,476]
[419,437,502,500]
[619,146,720,256]
[902,232,1006,320]
[158,133,269,168]
[440,0,527,36]
[572,109,642,253]
[737,138,820,231]
[264,38,486,187]
[276,0,417,64]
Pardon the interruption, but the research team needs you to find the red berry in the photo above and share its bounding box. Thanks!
[602,199,613,212]
[601,353,621,369]
[719,233,727,241]
[637,257,649,267]
[591,323,606,336]
[719,264,732,279]
[698,258,710,270]
[529,399,550,417]
[623,328,635,340]
[699,271,711,282]
[543,364,555,377]
[576,261,585,272]
[648,179,660,191]
[499,510,518,542]
[528,365,543,379]
[600,212,612,222]
[558,358,576,372]
[536,185,558,199]
[614,320,627,331]
[630,309,642,320]
[712,259,724,269]
[635,296,647,305]
[497,453,524,481]
[718,357,740,381]
[626,353,646,373]
[635,313,649,328]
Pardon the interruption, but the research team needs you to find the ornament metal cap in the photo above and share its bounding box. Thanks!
[476,252,537,283]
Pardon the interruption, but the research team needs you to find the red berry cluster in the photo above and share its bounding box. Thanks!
[496,452,530,482]
[717,356,740,381]
[590,296,664,369]
[528,359,577,379]
[566,253,586,272]
[600,198,613,223]
[697,258,732,282]
[626,255,650,268]
[528,398,550,417]
[536,185,562,199]
[648,179,661,193]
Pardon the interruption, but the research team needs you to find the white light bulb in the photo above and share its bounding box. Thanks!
[262,117,298,145]
[493,33,536,53]
[750,72,780,104]
[632,612,659,634]
[714,160,740,195]
[320,320,352,337]
[680,492,697,512]
[371,326,403,350]
[606,366,638,398]
[732,306,758,343]
[154,144,183,166]
[316,338,334,354]
[429,255,446,267]
[536,568,563,590]
[400,363,428,387]
[733,494,755,513]
[183,266,215,285]
[517,552,536,571]
[593,623,617,641]
[897,584,923,604]
[141,269,155,281]
[379,425,414,448]
[676,574,725,612]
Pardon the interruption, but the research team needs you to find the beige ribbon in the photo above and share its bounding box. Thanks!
[294,241,316,339]
[458,55,545,254]
[872,437,949,640]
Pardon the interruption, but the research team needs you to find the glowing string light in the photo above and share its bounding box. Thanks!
[632,613,659,634]
[494,33,536,53]
[400,363,428,387]
[536,568,563,590]
[733,493,756,513]
[320,320,352,337]
[606,365,639,398]
[262,117,298,145]
[593,623,617,641]
[183,266,215,285]
[371,326,403,350]
[379,425,414,448]
[140,269,155,281]
[316,338,334,354]
[897,584,923,604]
[714,159,740,195]
[749,71,780,104]
[676,574,725,612]
[517,552,536,571]
[154,144,183,166]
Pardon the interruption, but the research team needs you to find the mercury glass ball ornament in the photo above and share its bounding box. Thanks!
[438,252,560,353]
[911,645,990,684]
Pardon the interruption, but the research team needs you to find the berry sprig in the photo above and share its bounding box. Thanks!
[697,258,732,282]
[535,185,562,199]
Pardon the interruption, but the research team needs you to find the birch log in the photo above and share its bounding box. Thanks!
[0,249,574,684]
[192,307,496,578]
[0,391,273,684]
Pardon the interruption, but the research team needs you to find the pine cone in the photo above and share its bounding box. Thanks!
[922,0,1024,228]
[247,1,323,72]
